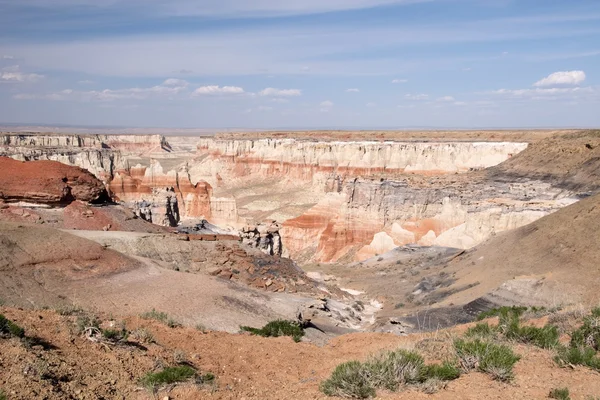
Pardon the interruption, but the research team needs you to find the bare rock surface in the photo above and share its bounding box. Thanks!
[0,156,109,205]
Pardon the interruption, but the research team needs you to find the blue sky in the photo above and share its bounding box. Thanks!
[0,0,599,129]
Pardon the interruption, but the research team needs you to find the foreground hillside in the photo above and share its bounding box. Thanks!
[1,306,600,399]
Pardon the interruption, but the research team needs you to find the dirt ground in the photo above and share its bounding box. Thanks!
[2,307,600,400]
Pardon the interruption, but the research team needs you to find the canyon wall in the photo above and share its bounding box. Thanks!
[195,138,528,183]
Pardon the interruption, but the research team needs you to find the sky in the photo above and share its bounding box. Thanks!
[0,0,599,129]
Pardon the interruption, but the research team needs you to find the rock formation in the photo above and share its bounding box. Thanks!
[0,157,109,205]
[240,222,283,256]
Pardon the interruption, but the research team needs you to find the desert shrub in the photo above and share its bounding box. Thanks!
[240,319,304,342]
[454,339,520,381]
[140,366,196,390]
[569,307,600,350]
[102,328,128,342]
[554,346,600,371]
[200,372,215,384]
[468,310,559,349]
[466,322,498,339]
[0,389,6,400]
[56,304,84,316]
[130,328,155,344]
[513,325,560,349]
[75,313,100,334]
[549,387,571,400]
[320,349,460,398]
[476,306,528,321]
[364,349,424,391]
[320,361,375,399]
[140,309,181,328]
[421,361,461,381]
[0,314,25,338]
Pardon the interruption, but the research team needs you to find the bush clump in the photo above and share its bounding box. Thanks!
[554,308,600,372]
[0,314,25,338]
[320,349,460,398]
[454,339,520,382]
[140,366,196,390]
[0,389,6,400]
[549,387,571,400]
[320,361,375,399]
[102,328,129,342]
[569,307,600,350]
[140,309,181,328]
[476,306,528,321]
[240,320,304,342]
[467,307,560,349]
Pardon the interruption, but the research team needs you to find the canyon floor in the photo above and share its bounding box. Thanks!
[1,129,600,399]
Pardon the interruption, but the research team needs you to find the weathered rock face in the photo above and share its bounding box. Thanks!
[0,157,109,205]
[282,177,574,262]
[240,222,283,256]
[109,161,212,227]
[196,138,528,182]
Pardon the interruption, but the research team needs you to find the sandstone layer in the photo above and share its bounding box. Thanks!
[0,156,109,205]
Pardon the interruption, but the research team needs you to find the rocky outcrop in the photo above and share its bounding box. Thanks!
[0,157,109,206]
[240,222,283,256]
[109,161,212,226]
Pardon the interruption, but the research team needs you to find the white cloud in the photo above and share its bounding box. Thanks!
[366,102,377,107]
[436,96,455,102]
[193,85,245,95]
[0,71,44,83]
[404,93,428,100]
[320,100,334,107]
[2,55,14,60]
[271,98,289,103]
[259,87,302,97]
[346,88,360,92]
[77,80,95,85]
[14,79,191,101]
[392,79,408,84]
[257,105,273,112]
[533,70,586,87]
[162,78,189,88]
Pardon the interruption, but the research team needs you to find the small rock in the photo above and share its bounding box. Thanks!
[265,279,273,287]
[207,267,222,276]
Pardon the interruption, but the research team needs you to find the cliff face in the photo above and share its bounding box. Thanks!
[196,138,528,179]
[282,178,572,262]
[109,162,212,227]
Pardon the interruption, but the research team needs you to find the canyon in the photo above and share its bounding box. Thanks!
[0,131,581,264]
[2,129,600,400]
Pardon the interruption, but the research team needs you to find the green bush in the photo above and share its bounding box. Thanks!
[364,349,424,391]
[0,389,6,400]
[555,346,600,371]
[514,325,560,349]
[320,361,375,399]
[454,339,520,382]
[75,314,100,334]
[476,306,528,321]
[570,308,600,350]
[240,320,304,342]
[422,362,461,381]
[102,328,128,342]
[549,387,571,400]
[320,349,460,398]
[0,314,25,338]
[467,310,559,349]
[140,366,196,389]
[140,309,181,328]
[465,322,498,339]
